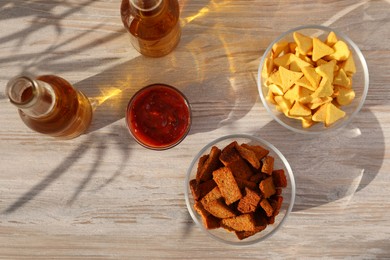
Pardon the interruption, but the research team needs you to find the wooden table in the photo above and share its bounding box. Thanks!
[1,0,389,258]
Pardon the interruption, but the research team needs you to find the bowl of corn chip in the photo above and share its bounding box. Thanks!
[185,134,295,245]
[258,25,369,134]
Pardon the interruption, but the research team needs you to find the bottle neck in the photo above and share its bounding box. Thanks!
[6,76,56,118]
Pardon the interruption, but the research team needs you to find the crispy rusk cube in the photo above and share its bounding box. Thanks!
[235,143,261,169]
[219,141,241,166]
[260,198,274,217]
[196,146,221,182]
[227,157,254,180]
[261,156,274,175]
[272,169,287,188]
[241,144,269,161]
[201,186,222,205]
[222,214,256,232]
[194,201,221,229]
[259,177,276,198]
[237,187,262,214]
[203,199,236,219]
[213,167,242,205]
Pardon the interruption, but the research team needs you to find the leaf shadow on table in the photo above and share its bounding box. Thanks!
[2,124,133,214]
[77,1,263,136]
[251,107,385,212]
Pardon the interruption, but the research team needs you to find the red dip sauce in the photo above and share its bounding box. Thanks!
[127,84,191,149]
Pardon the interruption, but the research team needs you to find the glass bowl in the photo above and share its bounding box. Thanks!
[184,134,295,245]
[257,25,369,134]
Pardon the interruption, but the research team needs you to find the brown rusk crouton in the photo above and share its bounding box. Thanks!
[261,155,274,175]
[259,177,276,198]
[202,199,236,219]
[226,158,253,180]
[234,143,261,169]
[189,179,217,201]
[196,146,221,182]
[237,187,262,214]
[272,169,287,188]
[213,167,242,205]
[242,144,269,161]
[221,214,256,232]
[219,141,241,166]
[194,201,221,229]
[260,198,274,217]
[200,186,222,205]
[235,178,258,191]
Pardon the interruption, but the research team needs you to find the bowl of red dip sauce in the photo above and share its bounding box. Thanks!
[126,83,191,150]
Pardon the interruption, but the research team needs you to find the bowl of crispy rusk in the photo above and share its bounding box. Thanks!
[258,25,369,134]
[185,134,295,245]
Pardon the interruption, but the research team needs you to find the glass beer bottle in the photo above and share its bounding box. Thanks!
[120,0,181,57]
[6,74,93,139]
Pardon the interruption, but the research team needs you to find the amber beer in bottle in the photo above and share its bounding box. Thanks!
[121,0,181,57]
[6,74,92,139]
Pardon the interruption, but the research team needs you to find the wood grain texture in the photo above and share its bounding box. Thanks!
[0,0,389,259]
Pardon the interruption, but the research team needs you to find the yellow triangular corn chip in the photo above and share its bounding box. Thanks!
[326,103,346,126]
[293,32,313,55]
[272,40,289,58]
[311,77,333,98]
[284,85,300,103]
[312,103,328,122]
[308,96,332,109]
[266,89,276,105]
[327,40,350,61]
[268,70,283,86]
[274,95,293,115]
[262,57,274,78]
[341,53,356,76]
[279,66,303,93]
[336,86,355,106]
[289,42,297,53]
[273,53,292,68]
[325,31,338,47]
[312,37,335,61]
[301,66,321,90]
[315,60,336,80]
[301,117,315,128]
[296,76,316,91]
[333,68,350,87]
[269,84,284,96]
[289,102,311,117]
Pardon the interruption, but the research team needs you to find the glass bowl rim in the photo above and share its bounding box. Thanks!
[257,24,369,135]
[184,133,296,246]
